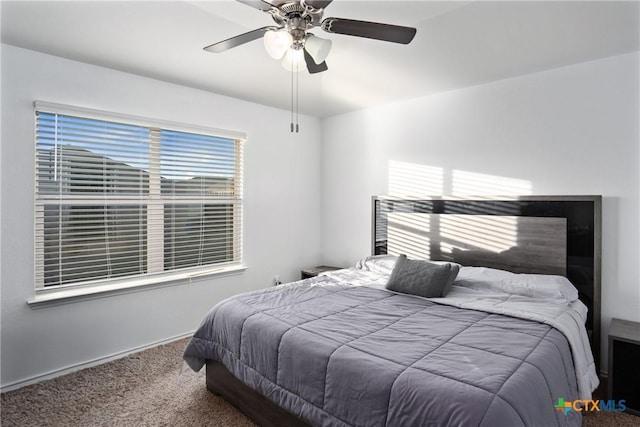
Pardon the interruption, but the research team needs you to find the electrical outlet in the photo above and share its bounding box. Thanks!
[273,275,282,286]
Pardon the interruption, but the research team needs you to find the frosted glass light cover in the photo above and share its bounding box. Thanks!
[264,30,292,59]
[305,34,332,64]
[282,49,304,72]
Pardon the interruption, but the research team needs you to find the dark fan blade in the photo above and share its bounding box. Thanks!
[204,26,277,53]
[303,49,328,74]
[303,0,333,9]
[321,18,416,44]
[236,0,274,12]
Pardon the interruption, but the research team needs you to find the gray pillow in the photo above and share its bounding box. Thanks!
[440,262,461,296]
[385,255,457,298]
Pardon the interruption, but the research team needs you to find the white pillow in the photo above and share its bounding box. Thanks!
[571,299,589,323]
[454,266,579,304]
[356,254,398,274]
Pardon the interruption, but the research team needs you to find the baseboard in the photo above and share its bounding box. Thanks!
[1,335,611,394]
[0,331,194,393]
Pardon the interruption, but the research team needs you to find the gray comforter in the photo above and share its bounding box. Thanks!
[183,275,581,426]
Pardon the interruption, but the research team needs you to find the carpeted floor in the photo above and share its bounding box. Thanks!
[1,338,255,427]
[1,337,638,426]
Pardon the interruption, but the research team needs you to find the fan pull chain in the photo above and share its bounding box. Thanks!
[289,55,300,133]
[290,64,294,132]
[295,64,299,133]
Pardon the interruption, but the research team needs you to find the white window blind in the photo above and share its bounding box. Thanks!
[35,106,243,290]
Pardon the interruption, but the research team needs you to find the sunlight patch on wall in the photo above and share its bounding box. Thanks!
[385,163,531,260]
[389,160,443,197]
[388,212,431,259]
[388,212,518,260]
[452,170,532,195]
[439,241,456,255]
[440,215,518,253]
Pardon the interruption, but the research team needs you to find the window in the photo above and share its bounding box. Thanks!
[34,102,244,296]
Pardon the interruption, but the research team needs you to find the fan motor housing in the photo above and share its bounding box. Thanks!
[271,1,324,27]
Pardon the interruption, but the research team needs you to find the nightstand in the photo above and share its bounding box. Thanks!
[301,265,342,280]
[608,317,640,415]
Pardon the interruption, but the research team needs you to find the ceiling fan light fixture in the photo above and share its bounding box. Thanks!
[305,34,332,64]
[264,29,292,59]
[281,48,305,72]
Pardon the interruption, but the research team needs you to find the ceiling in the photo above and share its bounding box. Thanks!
[2,1,639,118]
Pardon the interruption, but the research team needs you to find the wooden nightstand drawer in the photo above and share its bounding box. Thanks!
[301,265,342,280]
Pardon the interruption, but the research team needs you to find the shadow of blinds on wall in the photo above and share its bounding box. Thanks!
[34,103,244,290]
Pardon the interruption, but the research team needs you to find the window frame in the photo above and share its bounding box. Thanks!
[30,101,246,306]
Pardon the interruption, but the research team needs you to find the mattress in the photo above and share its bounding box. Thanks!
[183,269,590,427]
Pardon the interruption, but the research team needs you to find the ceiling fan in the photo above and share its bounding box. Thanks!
[204,0,417,74]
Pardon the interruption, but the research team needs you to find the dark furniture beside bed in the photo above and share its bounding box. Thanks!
[206,360,310,427]
[301,265,342,280]
[193,195,602,426]
[608,317,640,416]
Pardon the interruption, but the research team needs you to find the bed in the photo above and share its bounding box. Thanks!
[183,195,601,427]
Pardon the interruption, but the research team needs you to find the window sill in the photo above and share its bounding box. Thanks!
[27,265,247,308]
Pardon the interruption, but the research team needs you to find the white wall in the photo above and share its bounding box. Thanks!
[0,44,323,388]
[321,52,640,371]
[2,44,637,389]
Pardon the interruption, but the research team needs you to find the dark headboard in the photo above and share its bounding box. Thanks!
[372,195,602,370]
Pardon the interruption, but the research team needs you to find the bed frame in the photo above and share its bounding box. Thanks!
[206,195,602,426]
